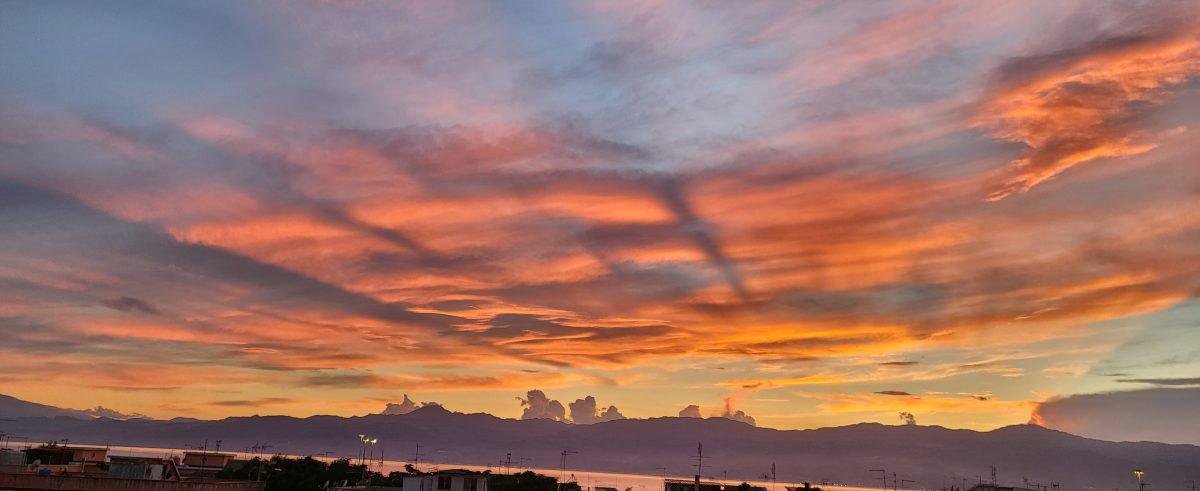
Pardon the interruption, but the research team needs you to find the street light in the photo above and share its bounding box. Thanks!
[358,435,368,466]
[1135,470,1145,491]
[367,438,379,472]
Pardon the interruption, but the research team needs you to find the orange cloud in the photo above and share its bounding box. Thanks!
[977,33,1200,199]
[4,2,1200,426]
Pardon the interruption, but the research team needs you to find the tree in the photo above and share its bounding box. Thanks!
[219,456,376,491]
[489,471,581,491]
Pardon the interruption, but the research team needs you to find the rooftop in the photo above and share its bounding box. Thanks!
[665,478,724,486]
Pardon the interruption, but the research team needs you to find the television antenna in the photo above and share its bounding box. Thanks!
[690,443,706,478]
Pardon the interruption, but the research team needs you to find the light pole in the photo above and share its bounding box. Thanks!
[367,438,378,472]
[358,435,367,466]
[1134,470,1145,491]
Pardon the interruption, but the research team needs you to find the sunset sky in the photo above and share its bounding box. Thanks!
[1,1,1199,440]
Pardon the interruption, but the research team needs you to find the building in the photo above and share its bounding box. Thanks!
[23,446,108,466]
[332,487,402,491]
[109,455,182,481]
[403,469,489,491]
[665,478,725,491]
[966,485,1040,491]
[179,451,236,478]
[0,448,24,466]
[181,451,235,469]
[0,472,265,491]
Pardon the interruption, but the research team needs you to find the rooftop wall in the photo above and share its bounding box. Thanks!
[0,473,265,491]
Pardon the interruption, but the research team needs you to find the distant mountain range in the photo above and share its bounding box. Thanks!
[0,393,149,420]
[2,394,1197,491]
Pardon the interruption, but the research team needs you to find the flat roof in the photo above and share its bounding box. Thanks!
[428,469,488,477]
[110,455,173,462]
[665,478,723,486]
[28,446,107,451]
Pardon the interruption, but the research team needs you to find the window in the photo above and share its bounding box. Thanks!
[465,478,479,491]
[438,476,453,490]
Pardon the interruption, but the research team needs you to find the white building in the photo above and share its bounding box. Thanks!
[403,470,489,491]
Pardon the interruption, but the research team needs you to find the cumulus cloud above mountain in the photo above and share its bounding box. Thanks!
[598,405,625,422]
[717,396,757,426]
[519,390,567,421]
[569,395,626,424]
[381,394,443,415]
[382,395,418,415]
[519,390,625,424]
